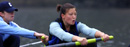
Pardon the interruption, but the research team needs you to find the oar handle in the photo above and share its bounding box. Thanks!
[41,36,45,39]
[75,35,114,45]
[41,36,46,47]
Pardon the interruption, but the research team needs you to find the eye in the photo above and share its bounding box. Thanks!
[74,13,77,16]
[69,13,73,16]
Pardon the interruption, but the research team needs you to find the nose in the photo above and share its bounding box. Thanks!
[10,12,14,15]
[72,14,76,20]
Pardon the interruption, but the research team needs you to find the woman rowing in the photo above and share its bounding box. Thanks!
[48,3,110,47]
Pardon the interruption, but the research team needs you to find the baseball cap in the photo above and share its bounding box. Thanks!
[0,1,18,12]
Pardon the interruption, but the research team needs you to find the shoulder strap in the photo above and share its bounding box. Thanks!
[74,21,79,36]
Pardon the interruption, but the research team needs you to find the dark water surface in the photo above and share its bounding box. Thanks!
[14,7,130,47]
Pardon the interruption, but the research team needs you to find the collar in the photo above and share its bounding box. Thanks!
[0,16,13,25]
[0,16,4,21]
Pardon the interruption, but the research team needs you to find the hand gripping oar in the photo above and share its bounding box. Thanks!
[41,36,46,47]
[41,36,114,47]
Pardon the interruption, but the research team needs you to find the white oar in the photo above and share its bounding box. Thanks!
[20,36,46,47]
[20,41,42,47]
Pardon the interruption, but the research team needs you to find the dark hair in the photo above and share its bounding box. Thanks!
[0,11,4,13]
[56,3,76,17]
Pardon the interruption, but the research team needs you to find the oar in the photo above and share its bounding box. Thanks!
[41,36,114,47]
[20,36,46,47]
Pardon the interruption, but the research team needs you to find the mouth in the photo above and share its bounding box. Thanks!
[11,15,14,17]
[11,16,14,18]
[72,20,75,23]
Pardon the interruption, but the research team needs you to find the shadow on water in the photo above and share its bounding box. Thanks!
[14,7,130,47]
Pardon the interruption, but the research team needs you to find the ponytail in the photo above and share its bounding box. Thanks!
[56,4,62,12]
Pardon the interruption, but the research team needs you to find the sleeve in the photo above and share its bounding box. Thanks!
[77,22,99,37]
[0,21,37,39]
[49,22,74,41]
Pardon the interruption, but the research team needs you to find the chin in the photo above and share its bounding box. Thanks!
[71,23,75,25]
[10,19,14,21]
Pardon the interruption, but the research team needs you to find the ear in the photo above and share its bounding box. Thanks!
[61,14,65,19]
[0,12,3,17]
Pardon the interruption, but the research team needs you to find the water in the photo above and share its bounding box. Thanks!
[14,7,130,47]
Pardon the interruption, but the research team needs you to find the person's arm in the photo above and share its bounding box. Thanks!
[77,22,98,37]
[95,31,109,42]
[0,21,49,39]
[11,21,49,43]
[0,21,35,37]
[72,36,88,45]
[77,22,109,42]
[49,22,74,41]
[10,22,41,39]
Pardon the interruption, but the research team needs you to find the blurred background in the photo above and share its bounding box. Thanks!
[0,0,130,47]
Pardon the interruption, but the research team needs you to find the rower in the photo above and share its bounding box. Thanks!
[47,3,110,47]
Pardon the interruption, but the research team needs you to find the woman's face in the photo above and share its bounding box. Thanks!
[62,8,77,25]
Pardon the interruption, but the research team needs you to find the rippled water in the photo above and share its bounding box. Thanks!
[14,7,130,47]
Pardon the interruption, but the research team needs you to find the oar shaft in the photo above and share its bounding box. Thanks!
[75,36,114,45]
[46,42,75,47]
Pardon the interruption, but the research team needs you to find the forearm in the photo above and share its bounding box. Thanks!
[0,25,36,38]
[72,36,80,41]
[95,31,110,42]
[72,36,88,45]
[95,31,105,38]
[34,32,47,38]
[77,22,98,37]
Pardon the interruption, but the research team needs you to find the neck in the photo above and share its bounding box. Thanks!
[63,20,70,31]
[65,25,70,32]
[3,19,10,24]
